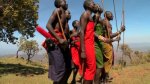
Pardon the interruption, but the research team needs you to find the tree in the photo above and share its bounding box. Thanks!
[17,37,39,62]
[16,36,27,58]
[120,44,133,63]
[134,51,143,59]
[0,0,39,44]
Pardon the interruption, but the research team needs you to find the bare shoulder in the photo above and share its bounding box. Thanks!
[53,8,61,14]
[101,19,106,25]
[80,11,90,20]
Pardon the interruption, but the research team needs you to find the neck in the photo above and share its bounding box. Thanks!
[60,7,65,12]
[105,18,110,21]
[86,9,92,15]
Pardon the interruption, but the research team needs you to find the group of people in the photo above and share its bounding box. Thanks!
[36,0,125,84]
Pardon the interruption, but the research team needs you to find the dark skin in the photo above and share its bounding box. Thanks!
[65,10,71,39]
[46,0,67,44]
[80,1,95,59]
[93,4,104,84]
[103,12,125,39]
[80,1,96,84]
[101,11,125,83]
[70,20,81,84]
[46,0,71,84]
[70,20,80,40]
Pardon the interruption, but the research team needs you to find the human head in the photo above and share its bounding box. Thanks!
[104,11,113,20]
[54,0,68,10]
[83,0,96,12]
[95,4,103,14]
[72,20,80,30]
[65,10,71,20]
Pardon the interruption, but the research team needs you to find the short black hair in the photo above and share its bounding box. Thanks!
[83,0,92,10]
[104,11,112,17]
[95,4,103,14]
[54,0,61,8]
[72,20,78,28]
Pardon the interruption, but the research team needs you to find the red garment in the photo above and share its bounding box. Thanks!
[36,26,51,38]
[83,21,96,80]
[70,36,82,75]
[36,26,63,49]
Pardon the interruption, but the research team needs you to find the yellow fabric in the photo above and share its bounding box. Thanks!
[103,43,113,73]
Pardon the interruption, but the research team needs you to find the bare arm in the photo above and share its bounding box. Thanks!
[111,25,125,38]
[70,32,78,38]
[110,31,120,38]
[46,9,61,41]
[98,35,119,43]
[80,13,88,58]
[65,22,70,40]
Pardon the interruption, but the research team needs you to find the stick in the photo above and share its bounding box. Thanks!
[56,11,67,40]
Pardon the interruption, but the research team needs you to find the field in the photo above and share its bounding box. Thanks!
[0,56,150,84]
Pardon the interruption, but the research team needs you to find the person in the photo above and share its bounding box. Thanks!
[46,0,71,84]
[64,10,71,40]
[93,4,104,84]
[102,11,125,82]
[80,0,97,84]
[93,4,121,84]
[70,20,82,84]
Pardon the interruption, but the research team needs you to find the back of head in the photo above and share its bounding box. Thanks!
[72,20,78,28]
[95,4,103,14]
[54,0,61,8]
[104,11,112,17]
[83,0,92,10]
[65,10,71,20]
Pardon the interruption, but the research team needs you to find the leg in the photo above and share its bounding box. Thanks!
[61,47,72,84]
[94,68,102,84]
[83,80,93,84]
[71,66,78,84]
[94,42,104,84]
[53,81,59,84]
[48,46,65,83]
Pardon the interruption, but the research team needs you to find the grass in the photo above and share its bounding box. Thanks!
[0,56,52,84]
[0,56,150,84]
[111,63,150,84]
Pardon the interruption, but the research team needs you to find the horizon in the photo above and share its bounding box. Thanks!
[0,0,150,56]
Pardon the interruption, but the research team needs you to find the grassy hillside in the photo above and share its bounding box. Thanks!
[0,56,52,84]
[111,64,150,84]
[0,56,150,84]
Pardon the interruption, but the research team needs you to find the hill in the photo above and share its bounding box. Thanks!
[0,56,150,84]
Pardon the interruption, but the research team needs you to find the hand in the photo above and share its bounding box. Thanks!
[81,52,86,59]
[71,41,75,45]
[105,39,111,43]
[59,38,67,44]
[120,25,125,32]
[115,36,121,41]
[98,35,111,43]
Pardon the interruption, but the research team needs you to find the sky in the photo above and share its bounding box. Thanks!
[0,0,150,56]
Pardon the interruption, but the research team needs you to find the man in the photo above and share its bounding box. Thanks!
[46,0,71,84]
[70,20,82,84]
[102,11,125,82]
[93,4,121,84]
[65,10,71,40]
[93,4,104,84]
[80,0,97,84]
